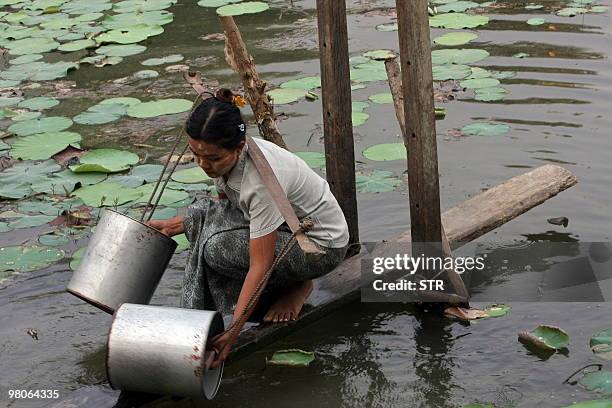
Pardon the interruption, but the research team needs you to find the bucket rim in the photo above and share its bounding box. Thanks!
[103,208,178,248]
[200,311,224,400]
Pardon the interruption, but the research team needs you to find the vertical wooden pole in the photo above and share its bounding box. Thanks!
[316,0,359,249]
[395,0,443,245]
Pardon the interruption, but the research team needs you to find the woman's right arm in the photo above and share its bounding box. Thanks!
[147,216,185,237]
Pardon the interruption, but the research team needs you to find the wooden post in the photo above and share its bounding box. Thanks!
[316,0,359,249]
[395,0,443,246]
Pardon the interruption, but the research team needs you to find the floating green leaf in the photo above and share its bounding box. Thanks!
[513,52,530,58]
[96,24,163,44]
[135,183,189,206]
[134,69,159,79]
[267,88,304,105]
[131,164,164,182]
[368,93,393,104]
[432,48,490,65]
[100,97,142,107]
[295,152,325,168]
[216,1,269,16]
[460,78,500,89]
[171,166,211,184]
[57,38,96,51]
[10,131,81,160]
[352,111,369,127]
[590,329,612,361]
[527,18,546,25]
[579,371,612,394]
[39,231,71,246]
[6,110,42,122]
[173,233,189,253]
[557,7,588,16]
[429,13,489,29]
[17,97,59,110]
[352,101,369,112]
[474,87,507,102]
[363,49,396,60]
[96,44,146,57]
[267,349,315,367]
[483,304,510,317]
[433,64,472,80]
[433,32,478,46]
[518,325,569,351]
[102,10,173,28]
[141,53,183,65]
[8,214,56,229]
[279,76,321,91]
[356,170,401,193]
[70,149,139,173]
[0,245,64,275]
[72,181,143,206]
[198,0,240,6]
[8,116,73,136]
[525,4,544,10]
[436,1,479,13]
[461,122,510,136]
[375,23,397,32]
[363,143,406,162]
[73,111,121,124]
[126,98,192,118]
[560,399,612,408]
[9,54,44,65]
[5,37,59,55]
[0,61,78,81]
[69,247,85,270]
[113,0,177,13]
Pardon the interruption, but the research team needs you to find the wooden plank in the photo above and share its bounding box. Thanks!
[316,0,360,248]
[395,0,442,244]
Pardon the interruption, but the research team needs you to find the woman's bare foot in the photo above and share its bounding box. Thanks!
[263,280,313,323]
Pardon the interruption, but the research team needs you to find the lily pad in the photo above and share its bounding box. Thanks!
[267,88,304,105]
[69,246,85,270]
[525,4,544,10]
[483,303,510,317]
[375,23,397,32]
[433,32,478,46]
[295,151,325,168]
[429,13,489,29]
[356,170,402,193]
[461,122,510,136]
[0,61,78,81]
[557,7,588,17]
[72,181,143,206]
[527,18,546,25]
[279,76,321,91]
[368,93,393,104]
[141,53,183,66]
[57,38,96,51]
[8,214,56,229]
[173,233,189,253]
[6,110,42,122]
[513,52,530,58]
[134,183,189,206]
[9,54,44,65]
[436,1,479,13]
[73,111,121,124]
[133,69,159,79]
[590,329,612,360]
[518,325,569,351]
[102,10,173,28]
[352,111,369,127]
[352,101,369,112]
[126,98,192,118]
[0,245,64,274]
[5,37,59,55]
[560,400,612,408]
[17,96,59,110]
[433,64,472,80]
[475,87,507,102]
[171,166,211,184]
[432,48,490,65]
[8,116,73,136]
[363,143,406,162]
[216,1,269,16]
[100,97,142,107]
[460,78,501,89]
[70,149,139,173]
[10,131,81,160]
[579,371,612,394]
[266,349,315,367]
[198,0,240,6]
[363,49,396,60]
[39,231,71,246]
[96,44,146,57]
[96,24,163,44]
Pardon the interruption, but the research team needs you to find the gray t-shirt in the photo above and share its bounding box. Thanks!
[214,138,349,248]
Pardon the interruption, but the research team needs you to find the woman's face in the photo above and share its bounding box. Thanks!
[188,138,245,179]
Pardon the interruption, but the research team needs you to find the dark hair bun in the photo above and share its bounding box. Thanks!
[215,88,234,104]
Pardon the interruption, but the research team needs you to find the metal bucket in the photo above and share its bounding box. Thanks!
[106,303,224,399]
[67,209,177,314]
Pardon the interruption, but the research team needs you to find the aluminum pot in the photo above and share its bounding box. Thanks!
[67,209,177,314]
[106,303,224,399]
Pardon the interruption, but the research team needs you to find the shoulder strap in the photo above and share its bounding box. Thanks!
[245,137,325,259]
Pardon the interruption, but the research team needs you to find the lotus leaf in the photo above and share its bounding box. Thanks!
[80,55,123,66]
[483,303,510,317]
[140,53,183,65]
[350,65,389,83]
[351,55,371,64]
[0,61,78,81]
[513,52,529,58]
[69,247,85,270]
[590,328,612,360]
[429,13,489,29]
[525,4,544,10]
[134,69,159,79]
[17,96,59,110]
[375,23,397,32]
[460,78,500,89]
[0,97,23,107]
[73,111,121,124]
[8,214,56,229]
[131,164,164,182]
[490,70,516,80]
[134,183,189,206]
[368,93,393,104]
[0,245,64,274]
[432,48,490,65]
[8,116,73,136]
[0,80,21,88]
[352,101,368,112]
[560,399,612,408]
[73,11,104,22]
[356,170,402,193]
[18,201,60,216]
[39,231,71,246]
[363,143,406,161]
[173,233,189,252]
[578,371,612,394]
[96,24,164,44]
[433,64,471,80]
[468,67,491,79]
[5,37,59,55]
[0,222,12,233]
[295,151,325,168]
[96,44,146,57]
[527,18,546,25]
[113,0,177,13]
[433,32,478,46]
[198,0,240,6]
[590,6,608,13]
[557,7,588,16]
[518,325,569,351]
[474,87,507,101]
[57,38,96,51]
[217,1,269,16]
[70,149,139,173]
[62,0,112,15]
[126,98,192,118]
[102,10,173,29]
[100,97,141,106]
[352,111,369,127]
[267,349,315,367]
[363,49,396,60]
[280,76,321,91]
[9,54,43,64]
[436,1,479,13]
[72,181,143,206]
[10,131,81,160]
[171,166,211,184]
[461,122,509,136]
[0,140,9,150]
[7,110,42,121]
[267,88,304,105]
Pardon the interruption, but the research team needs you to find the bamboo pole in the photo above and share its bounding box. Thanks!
[316,0,360,251]
[218,15,287,149]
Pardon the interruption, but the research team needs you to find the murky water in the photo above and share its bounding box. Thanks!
[1,0,611,407]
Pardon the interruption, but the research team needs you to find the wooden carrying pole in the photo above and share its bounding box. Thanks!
[316,0,360,249]
[219,15,287,150]
[395,0,443,245]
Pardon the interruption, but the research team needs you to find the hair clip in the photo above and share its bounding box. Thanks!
[233,95,246,108]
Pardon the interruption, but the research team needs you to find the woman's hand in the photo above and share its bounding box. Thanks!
[208,330,237,369]
[146,216,185,237]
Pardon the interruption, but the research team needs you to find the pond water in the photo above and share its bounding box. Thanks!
[1,0,611,407]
